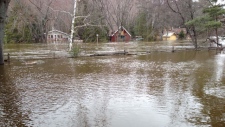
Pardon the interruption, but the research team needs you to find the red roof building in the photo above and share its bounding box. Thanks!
[110,26,132,42]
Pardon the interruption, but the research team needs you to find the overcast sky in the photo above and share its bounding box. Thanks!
[193,0,224,4]
[217,0,225,4]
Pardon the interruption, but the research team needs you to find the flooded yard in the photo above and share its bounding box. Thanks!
[0,42,225,127]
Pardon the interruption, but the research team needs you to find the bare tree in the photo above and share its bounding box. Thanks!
[5,0,39,43]
[32,0,107,47]
[136,0,173,40]
[67,0,107,49]
[28,0,57,43]
[68,0,79,50]
[94,0,136,32]
[166,0,209,48]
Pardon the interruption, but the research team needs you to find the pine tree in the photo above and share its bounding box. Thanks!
[186,0,225,45]
[203,4,225,43]
[178,30,185,40]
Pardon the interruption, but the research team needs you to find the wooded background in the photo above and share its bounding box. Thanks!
[4,0,225,43]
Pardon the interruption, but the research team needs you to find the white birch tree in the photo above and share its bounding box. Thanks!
[69,0,79,51]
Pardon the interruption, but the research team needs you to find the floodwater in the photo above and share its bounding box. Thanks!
[0,42,225,127]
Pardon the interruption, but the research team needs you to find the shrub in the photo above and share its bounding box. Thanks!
[70,45,80,58]
[178,30,185,40]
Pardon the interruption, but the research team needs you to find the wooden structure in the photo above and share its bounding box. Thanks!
[47,30,70,43]
[110,26,131,42]
[162,28,191,41]
[163,32,177,41]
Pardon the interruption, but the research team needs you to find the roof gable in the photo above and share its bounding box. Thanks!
[48,30,70,36]
[112,26,131,37]
[172,28,187,34]
[163,32,176,37]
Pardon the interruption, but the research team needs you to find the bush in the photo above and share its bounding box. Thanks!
[178,30,185,40]
[70,45,80,58]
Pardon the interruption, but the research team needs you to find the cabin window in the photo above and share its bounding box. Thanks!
[58,35,60,38]
[120,30,125,39]
[51,35,53,38]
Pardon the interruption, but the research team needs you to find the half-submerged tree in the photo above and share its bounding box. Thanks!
[69,0,79,51]
[203,1,225,44]
[28,0,56,43]
[0,0,11,65]
[186,0,225,46]
[166,0,209,48]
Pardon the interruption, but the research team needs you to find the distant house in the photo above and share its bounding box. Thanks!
[171,28,187,35]
[162,28,190,41]
[47,30,70,43]
[110,26,131,42]
[163,32,177,41]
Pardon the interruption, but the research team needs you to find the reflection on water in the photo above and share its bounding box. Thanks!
[214,54,225,82]
[1,44,225,127]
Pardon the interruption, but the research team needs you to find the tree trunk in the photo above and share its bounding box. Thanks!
[189,27,198,49]
[0,0,10,65]
[215,28,219,47]
[69,0,78,51]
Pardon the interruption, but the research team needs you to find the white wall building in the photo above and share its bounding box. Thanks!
[47,30,70,43]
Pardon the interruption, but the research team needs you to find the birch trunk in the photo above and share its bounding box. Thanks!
[0,0,10,65]
[69,0,78,51]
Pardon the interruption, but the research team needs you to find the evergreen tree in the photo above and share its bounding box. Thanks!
[133,12,154,41]
[203,4,225,43]
[178,30,185,40]
[186,0,225,44]
[5,2,37,43]
[75,0,108,43]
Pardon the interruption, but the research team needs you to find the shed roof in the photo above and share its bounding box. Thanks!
[172,28,187,34]
[48,30,70,36]
[163,32,176,37]
[111,26,131,37]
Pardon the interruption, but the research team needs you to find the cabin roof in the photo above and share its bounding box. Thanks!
[163,32,176,37]
[112,26,132,37]
[172,28,187,34]
[48,30,70,36]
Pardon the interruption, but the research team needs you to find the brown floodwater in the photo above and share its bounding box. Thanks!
[0,42,225,127]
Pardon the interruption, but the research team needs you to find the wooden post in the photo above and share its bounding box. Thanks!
[96,34,99,48]
[172,46,175,52]
[7,53,10,62]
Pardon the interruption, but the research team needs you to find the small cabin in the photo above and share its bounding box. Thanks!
[47,30,70,43]
[163,32,177,41]
[110,26,131,42]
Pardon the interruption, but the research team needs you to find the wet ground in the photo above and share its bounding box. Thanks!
[2,41,199,59]
[0,41,225,127]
